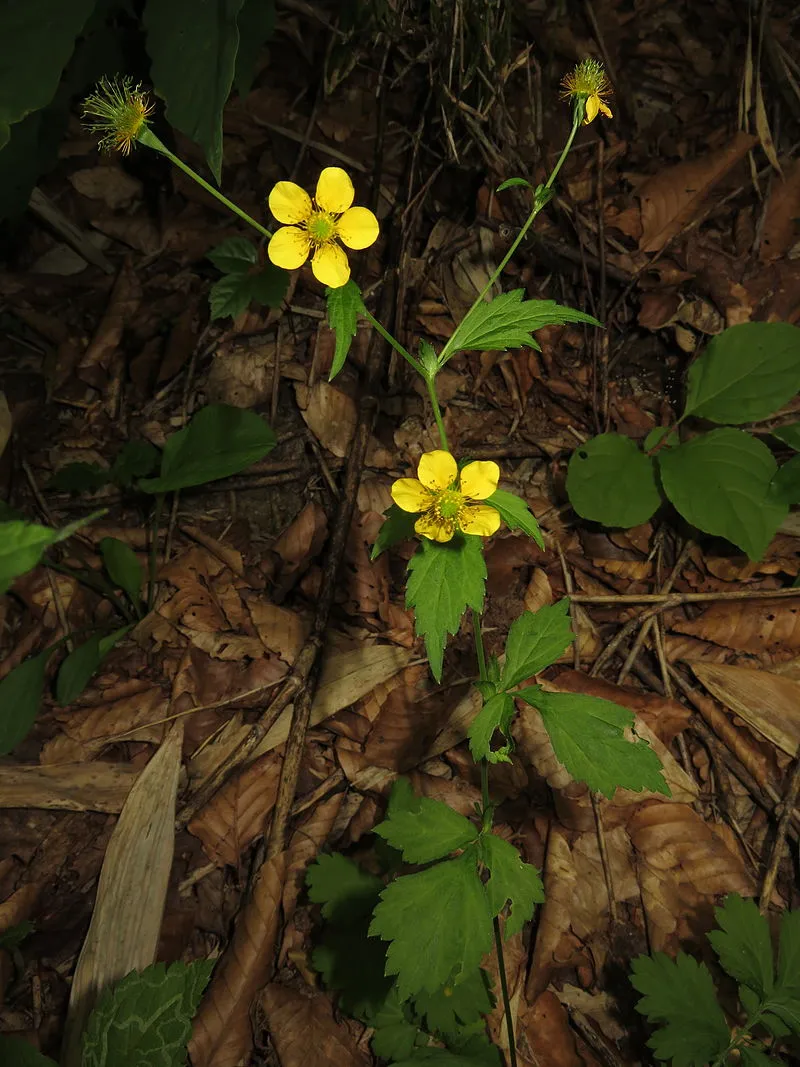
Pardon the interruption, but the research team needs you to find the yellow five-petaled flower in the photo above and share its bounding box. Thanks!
[267,167,379,288]
[392,450,501,543]
[560,58,613,125]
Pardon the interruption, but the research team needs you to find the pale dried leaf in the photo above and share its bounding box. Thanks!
[690,662,800,756]
[673,598,800,657]
[0,762,139,813]
[68,164,143,209]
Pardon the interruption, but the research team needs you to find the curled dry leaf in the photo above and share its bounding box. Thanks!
[519,990,603,1067]
[673,597,800,658]
[296,381,357,458]
[190,850,287,1067]
[260,984,370,1067]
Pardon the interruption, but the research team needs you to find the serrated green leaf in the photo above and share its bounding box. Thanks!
[371,504,418,560]
[414,969,493,1038]
[739,1046,780,1067]
[0,647,51,755]
[517,688,669,798]
[484,489,544,547]
[144,0,246,183]
[443,290,601,360]
[248,262,289,307]
[773,422,800,450]
[306,853,383,923]
[567,434,662,527]
[468,692,515,763]
[208,262,287,319]
[139,404,277,493]
[478,833,543,937]
[0,1035,58,1067]
[393,1042,501,1066]
[765,995,800,1035]
[501,601,575,690]
[56,626,133,707]
[708,894,773,999]
[326,279,364,380]
[100,538,143,604]
[80,959,214,1067]
[658,428,787,561]
[206,236,257,273]
[48,462,110,494]
[313,919,393,1020]
[683,322,800,424]
[374,778,478,863]
[110,441,160,487]
[233,0,276,97]
[769,454,800,505]
[406,534,486,682]
[369,984,421,1060]
[370,850,492,1000]
[630,951,730,1067]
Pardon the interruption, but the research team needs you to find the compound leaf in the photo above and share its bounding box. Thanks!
[444,290,600,357]
[708,894,773,1000]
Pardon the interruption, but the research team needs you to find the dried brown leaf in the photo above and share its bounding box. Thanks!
[282,792,343,927]
[673,598,800,657]
[260,984,370,1067]
[760,158,800,261]
[690,662,800,757]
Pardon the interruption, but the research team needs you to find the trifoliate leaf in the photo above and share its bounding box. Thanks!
[517,688,669,798]
[707,894,773,999]
[414,969,493,1038]
[443,290,600,358]
[683,322,800,424]
[206,236,257,273]
[658,428,786,562]
[326,279,364,380]
[374,777,478,864]
[406,533,486,682]
[567,434,662,528]
[371,504,418,560]
[209,264,287,320]
[468,692,515,763]
[0,1036,57,1067]
[484,489,544,548]
[306,853,383,923]
[80,959,214,1067]
[370,850,492,1001]
[501,600,574,690]
[478,832,543,937]
[630,951,730,1067]
[370,984,421,1060]
[56,626,133,706]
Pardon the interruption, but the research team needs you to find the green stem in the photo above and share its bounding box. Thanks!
[147,493,165,612]
[492,916,518,1067]
[360,307,423,374]
[46,561,135,624]
[138,128,272,241]
[426,373,449,451]
[472,608,487,680]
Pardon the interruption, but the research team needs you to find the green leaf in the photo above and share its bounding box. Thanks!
[769,454,800,505]
[0,0,96,149]
[630,951,730,1067]
[414,969,493,1038]
[777,909,800,1001]
[683,322,800,424]
[369,985,421,1060]
[139,404,277,493]
[371,504,418,560]
[658,428,787,561]
[739,1047,781,1067]
[233,0,276,97]
[248,262,289,307]
[208,264,287,320]
[0,919,34,949]
[517,688,669,798]
[707,894,774,999]
[484,489,544,548]
[48,462,110,493]
[443,290,601,358]
[0,1036,58,1067]
[144,0,246,183]
[496,177,532,192]
[501,600,575,690]
[206,236,257,273]
[1,521,60,593]
[478,833,544,937]
[773,422,800,450]
[306,853,383,924]
[374,778,478,864]
[644,426,680,452]
[370,850,493,1000]
[393,1043,501,1066]
[0,648,52,755]
[56,626,132,706]
[326,280,364,381]
[110,441,161,487]
[468,692,516,763]
[80,959,214,1067]
[406,534,486,683]
[100,538,143,603]
[313,921,394,1021]
[567,434,662,527]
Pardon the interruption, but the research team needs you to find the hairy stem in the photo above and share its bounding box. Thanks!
[426,372,449,450]
[360,307,423,374]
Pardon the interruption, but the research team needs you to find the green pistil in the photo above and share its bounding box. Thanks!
[434,489,464,521]
[307,211,336,243]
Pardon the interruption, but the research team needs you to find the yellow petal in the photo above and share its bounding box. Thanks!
[417,450,457,492]
[459,504,501,537]
[584,95,600,124]
[311,241,350,287]
[268,181,312,224]
[337,206,379,250]
[268,226,311,270]
[598,100,613,119]
[392,478,434,513]
[416,512,454,543]
[315,167,354,214]
[459,460,499,501]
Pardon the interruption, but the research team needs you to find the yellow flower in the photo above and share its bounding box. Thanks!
[560,58,613,125]
[82,76,154,154]
[266,167,379,288]
[391,450,501,543]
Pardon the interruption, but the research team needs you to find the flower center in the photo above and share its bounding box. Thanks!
[433,488,464,521]
[307,211,336,244]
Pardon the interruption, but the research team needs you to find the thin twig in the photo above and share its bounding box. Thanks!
[759,756,800,911]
